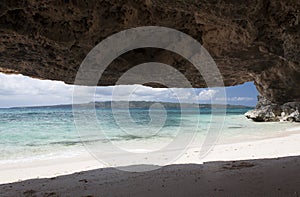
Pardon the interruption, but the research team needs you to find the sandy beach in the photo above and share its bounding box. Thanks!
[1,127,300,196]
[1,0,300,196]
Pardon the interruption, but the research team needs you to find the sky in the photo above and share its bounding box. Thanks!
[0,73,259,108]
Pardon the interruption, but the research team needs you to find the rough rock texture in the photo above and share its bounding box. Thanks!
[281,102,300,122]
[283,110,300,122]
[245,107,279,122]
[245,95,300,122]
[0,0,300,104]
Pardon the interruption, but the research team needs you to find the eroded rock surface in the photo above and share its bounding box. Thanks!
[0,0,299,105]
[245,95,300,122]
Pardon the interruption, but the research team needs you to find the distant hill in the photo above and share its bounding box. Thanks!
[7,101,254,109]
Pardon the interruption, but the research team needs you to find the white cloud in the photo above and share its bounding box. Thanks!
[94,85,198,103]
[0,73,73,96]
[197,89,218,100]
[0,73,257,107]
[0,73,74,107]
[228,97,254,101]
[215,96,255,102]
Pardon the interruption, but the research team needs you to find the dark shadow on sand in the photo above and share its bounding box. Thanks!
[1,156,300,197]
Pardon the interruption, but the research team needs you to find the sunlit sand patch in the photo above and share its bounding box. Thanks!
[285,126,300,132]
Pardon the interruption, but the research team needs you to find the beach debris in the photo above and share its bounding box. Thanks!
[79,179,89,183]
[23,189,36,196]
[222,162,255,170]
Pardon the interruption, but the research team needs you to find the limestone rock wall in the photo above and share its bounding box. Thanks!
[0,0,299,104]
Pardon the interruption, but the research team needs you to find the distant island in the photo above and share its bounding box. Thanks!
[7,101,254,109]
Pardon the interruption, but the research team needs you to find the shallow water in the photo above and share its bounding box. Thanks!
[0,106,297,163]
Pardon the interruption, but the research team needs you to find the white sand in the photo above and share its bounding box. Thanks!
[1,148,300,196]
[1,128,300,185]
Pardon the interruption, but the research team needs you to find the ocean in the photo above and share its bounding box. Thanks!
[0,106,297,164]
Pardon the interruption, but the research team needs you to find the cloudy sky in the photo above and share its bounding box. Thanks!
[0,73,258,108]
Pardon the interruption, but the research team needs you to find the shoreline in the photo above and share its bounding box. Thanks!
[1,127,300,184]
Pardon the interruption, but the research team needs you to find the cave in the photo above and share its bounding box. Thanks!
[1,1,300,196]
[0,0,299,121]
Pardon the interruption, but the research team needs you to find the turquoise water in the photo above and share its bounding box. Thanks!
[0,106,296,163]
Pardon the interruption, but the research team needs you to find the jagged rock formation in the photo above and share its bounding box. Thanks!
[0,0,299,107]
[245,95,300,122]
[283,110,300,122]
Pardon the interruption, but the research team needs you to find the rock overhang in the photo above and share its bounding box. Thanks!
[0,0,299,105]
